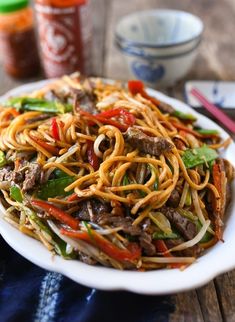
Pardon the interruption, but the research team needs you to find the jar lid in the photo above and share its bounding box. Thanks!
[0,0,29,14]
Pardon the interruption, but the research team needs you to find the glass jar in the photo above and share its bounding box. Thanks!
[35,0,92,78]
[0,0,40,78]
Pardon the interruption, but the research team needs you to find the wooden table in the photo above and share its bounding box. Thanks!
[0,0,235,321]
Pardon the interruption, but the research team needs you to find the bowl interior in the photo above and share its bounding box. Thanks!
[116,10,203,47]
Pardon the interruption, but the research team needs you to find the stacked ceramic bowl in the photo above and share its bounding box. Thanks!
[115,10,204,87]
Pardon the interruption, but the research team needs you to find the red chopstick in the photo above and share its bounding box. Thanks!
[190,87,235,134]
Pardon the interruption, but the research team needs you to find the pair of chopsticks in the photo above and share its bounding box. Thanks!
[190,88,235,134]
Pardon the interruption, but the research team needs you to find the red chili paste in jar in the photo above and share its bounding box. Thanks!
[35,0,92,78]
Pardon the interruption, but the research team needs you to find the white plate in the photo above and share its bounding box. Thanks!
[0,79,235,295]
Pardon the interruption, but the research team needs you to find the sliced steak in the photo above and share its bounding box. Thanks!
[139,232,156,256]
[75,199,141,236]
[22,163,41,191]
[26,114,51,124]
[75,199,110,222]
[157,100,175,115]
[160,206,197,240]
[167,189,181,208]
[124,127,173,156]
[74,89,97,114]
[98,215,141,236]
[0,165,23,184]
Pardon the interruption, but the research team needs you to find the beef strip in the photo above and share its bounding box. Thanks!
[124,127,173,157]
[74,88,97,114]
[75,199,111,222]
[0,162,41,192]
[26,114,51,124]
[98,215,142,236]
[0,165,23,183]
[165,239,202,257]
[22,163,41,191]
[75,199,141,236]
[157,100,175,115]
[167,189,181,208]
[139,231,156,256]
[44,89,70,104]
[159,206,197,240]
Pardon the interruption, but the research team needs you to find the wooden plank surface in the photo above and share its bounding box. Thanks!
[0,0,235,321]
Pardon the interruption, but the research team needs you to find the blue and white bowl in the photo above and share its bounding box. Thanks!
[115,9,204,87]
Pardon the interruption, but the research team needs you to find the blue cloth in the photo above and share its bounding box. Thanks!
[0,236,175,322]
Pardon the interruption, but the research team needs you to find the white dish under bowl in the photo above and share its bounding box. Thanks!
[0,79,234,295]
[115,9,204,87]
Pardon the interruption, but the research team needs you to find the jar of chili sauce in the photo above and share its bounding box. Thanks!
[35,0,92,78]
[0,0,40,78]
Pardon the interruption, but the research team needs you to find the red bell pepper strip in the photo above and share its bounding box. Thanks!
[171,122,205,139]
[87,140,99,171]
[154,240,182,269]
[171,122,219,139]
[67,193,80,202]
[79,110,131,131]
[96,108,135,126]
[60,228,141,262]
[51,118,60,140]
[30,134,59,155]
[95,115,128,131]
[128,80,145,95]
[128,80,162,107]
[31,200,79,230]
[6,108,20,120]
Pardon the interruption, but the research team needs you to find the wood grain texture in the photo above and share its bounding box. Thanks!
[196,282,223,322]
[90,0,109,76]
[169,291,204,322]
[215,271,235,322]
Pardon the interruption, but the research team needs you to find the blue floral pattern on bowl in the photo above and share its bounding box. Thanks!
[131,60,165,83]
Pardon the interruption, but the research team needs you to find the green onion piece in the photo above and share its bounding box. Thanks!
[37,176,75,200]
[182,145,218,168]
[173,110,197,121]
[154,178,159,191]
[185,190,192,206]
[10,186,23,203]
[54,169,71,179]
[152,231,180,240]
[177,208,198,221]
[148,164,159,190]
[195,220,213,243]
[82,221,94,241]
[22,205,74,258]
[0,151,6,168]
[5,97,72,114]
[196,129,219,135]
[53,236,76,258]
[208,159,215,172]
[139,190,146,198]
[29,211,52,236]
[30,214,75,258]
[122,174,130,186]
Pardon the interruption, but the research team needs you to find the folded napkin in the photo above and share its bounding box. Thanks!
[0,236,174,322]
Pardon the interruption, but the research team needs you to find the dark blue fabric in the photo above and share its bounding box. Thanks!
[0,236,175,322]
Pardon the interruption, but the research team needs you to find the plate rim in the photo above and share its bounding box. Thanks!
[0,78,235,295]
